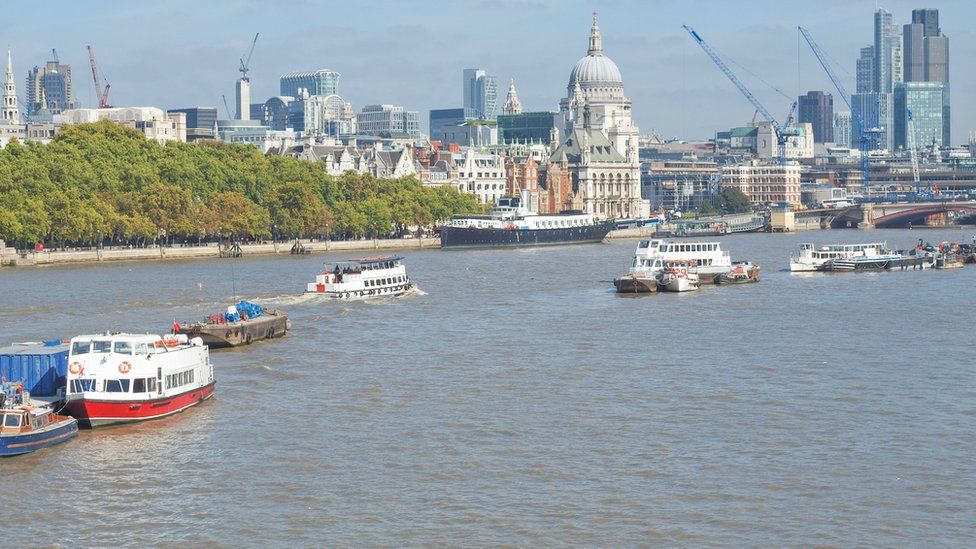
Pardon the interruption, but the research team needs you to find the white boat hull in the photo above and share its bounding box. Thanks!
[305,283,414,300]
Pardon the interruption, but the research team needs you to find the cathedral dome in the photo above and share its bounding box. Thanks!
[569,55,622,87]
[567,13,623,88]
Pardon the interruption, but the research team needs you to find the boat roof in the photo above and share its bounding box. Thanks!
[0,342,69,356]
[344,255,403,264]
[70,333,171,344]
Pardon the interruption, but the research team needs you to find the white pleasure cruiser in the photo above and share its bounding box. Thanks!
[628,239,733,284]
[306,255,413,300]
[789,242,887,272]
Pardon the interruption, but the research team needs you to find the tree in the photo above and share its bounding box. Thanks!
[265,182,331,238]
[716,187,753,214]
[203,191,271,239]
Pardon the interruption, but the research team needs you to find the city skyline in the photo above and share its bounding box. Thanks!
[0,0,972,143]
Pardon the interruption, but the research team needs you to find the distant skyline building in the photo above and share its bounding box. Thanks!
[167,106,217,129]
[893,81,949,150]
[25,59,74,115]
[2,50,19,124]
[797,91,833,144]
[497,111,557,145]
[235,76,250,120]
[356,104,420,138]
[428,108,467,142]
[856,46,874,94]
[502,79,522,115]
[873,7,902,94]
[833,111,852,148]
[852,92,893,151]
[279,69,340,98]
[462,68,497,120]
[903,9,948,84]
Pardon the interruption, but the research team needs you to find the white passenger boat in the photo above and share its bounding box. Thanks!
[656,263,700,292]
[305,255,413,300]
[630,239,733,284]
[64,333,215,428]
[789,242,887,272]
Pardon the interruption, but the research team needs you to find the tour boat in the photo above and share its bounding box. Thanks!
[1,382,78,456]
[716,261,761,284]
[306,255,413,299]
[174,300,288,348]
[789,242,887,272]
[440,191,612,249]
[656,263,700,292]
[632,239,733,283]
[63,333,215,428]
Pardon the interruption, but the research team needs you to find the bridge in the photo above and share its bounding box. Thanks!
[796,201,976,229]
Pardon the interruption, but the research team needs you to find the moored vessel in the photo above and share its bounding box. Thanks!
[613,272,658,293]
[440,192,612,249]
[716,261,761,284]
[174,301,288,348]
[64,333,215,428]
[0,381,78,457]
[306,256,413,300]
[656,263,700,292]
[789,242,888,272]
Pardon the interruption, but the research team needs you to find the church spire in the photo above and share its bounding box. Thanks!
[2,48,19,124]
[502,78,522,115]
[587,12,603,56]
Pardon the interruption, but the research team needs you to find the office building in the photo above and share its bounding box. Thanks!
[463,69,497,120]
[798,91,833,143]
[167,107,217,129]
[429,108,467,142]
[834,111,852,147]
[856,46,874,94]
[61,107,187,143]
[873,8,902,94]
[280,69,340,98]
[25,59,74,115]
[721,161,802,206]
[903,9,948,83]
[356,104,420,138]
[893,81,949,150]
[497,111,557,145]
[852,92,893,151]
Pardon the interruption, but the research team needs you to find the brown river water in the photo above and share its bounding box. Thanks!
[1,228,974,545]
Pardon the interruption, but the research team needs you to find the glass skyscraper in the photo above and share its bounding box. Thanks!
[462,69,497,120]
[893,82,950,150]
[279,69,340,98]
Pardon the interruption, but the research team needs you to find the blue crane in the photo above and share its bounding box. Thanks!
[798,26,872,192]
[683,25,796,161]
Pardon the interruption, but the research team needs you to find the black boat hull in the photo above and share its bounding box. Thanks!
[440,223,613,249]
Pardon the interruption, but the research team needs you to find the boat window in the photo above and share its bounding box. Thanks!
[71,341,91,355]
[133,378,146,393]
[70,379,96,393]
[4,413,21,428]
[135,344,149,355]
[114,341,133,355]
[93,341,112,353]
[104,379,131,393]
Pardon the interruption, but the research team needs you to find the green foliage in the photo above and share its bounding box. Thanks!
[0,120,481,247]
[715,187,752,214]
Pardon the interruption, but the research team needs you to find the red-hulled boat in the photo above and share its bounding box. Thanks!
[64,333,215,428]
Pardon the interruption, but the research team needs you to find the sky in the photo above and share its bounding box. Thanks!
[1,0,973,144]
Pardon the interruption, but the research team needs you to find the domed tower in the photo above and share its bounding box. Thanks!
[558,13,638,156]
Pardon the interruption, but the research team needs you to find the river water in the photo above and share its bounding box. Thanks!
[2,228,974,545]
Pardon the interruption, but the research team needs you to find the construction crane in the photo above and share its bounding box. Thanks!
[906,109,939,197]
[798,26,873,194]
[239,33,259,81]
[51,48,59,63]
[682,25,796,161]
[86,45,112,109]
[221,94,232,119]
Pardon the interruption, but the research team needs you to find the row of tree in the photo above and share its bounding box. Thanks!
[693,187,753,217]
[0,121,482,248]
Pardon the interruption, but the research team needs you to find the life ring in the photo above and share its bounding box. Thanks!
[118,361,132,374]
[69,362,84,375]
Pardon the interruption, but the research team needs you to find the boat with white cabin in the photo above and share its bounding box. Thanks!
[656,263,700,292]
[789,242,888,272]
[63,333,215,428]
[630,239,733,283]
[1,381,78,456]
[305,255,412,300]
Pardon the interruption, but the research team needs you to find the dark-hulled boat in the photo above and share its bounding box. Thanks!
[174,301,288,348]
[613,273,658,293]
[440,192,612,250]
[1,382,78,456]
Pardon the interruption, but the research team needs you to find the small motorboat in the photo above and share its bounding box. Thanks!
[716,261,761,284]
[1,381,78,457]
[657,264,700,292]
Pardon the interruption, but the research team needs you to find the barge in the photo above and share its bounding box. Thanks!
[174,301,288,348]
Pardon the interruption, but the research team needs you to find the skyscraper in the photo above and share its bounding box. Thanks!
[903,9,948,84]
[834,112,852,148]
[873,8,902,94]
[462,69,497,120]
[893,81,949,150]
[798,91,833,144]
[25,59,74,115]
[856,46,874,94]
